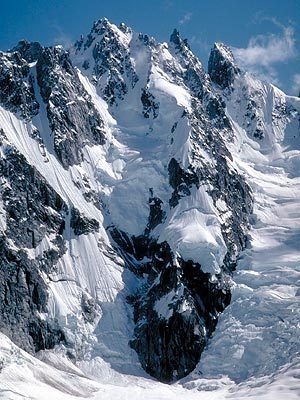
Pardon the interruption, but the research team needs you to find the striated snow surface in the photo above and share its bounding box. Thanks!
[192,78,300,388]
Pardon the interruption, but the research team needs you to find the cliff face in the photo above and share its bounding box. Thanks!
[0,18,298,383]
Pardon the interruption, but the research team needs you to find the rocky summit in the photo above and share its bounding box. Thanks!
[0,18,299,385]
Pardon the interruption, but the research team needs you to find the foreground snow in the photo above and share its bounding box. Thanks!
[0,332,299,400]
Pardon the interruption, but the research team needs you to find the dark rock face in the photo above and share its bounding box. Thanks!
[70,207,99,235]
[0,41,106,168]
[36,46,106,167]
[141,89,159,119]
[0,50,39,119]
[167,32,231,131]
[168,29,208,101]
[74,18,138,106]
[208,43,240,90]
[146,189,166,234]
[0,144,67,353]
[211,155,253,265]
[168,158,199,208]
[110,228,231,382]
[81,292,98,323]
[170,29,190,51]
[130,246,231,383]
[0,239,65,352]
[0,146,66,248]
[12,40,43,64]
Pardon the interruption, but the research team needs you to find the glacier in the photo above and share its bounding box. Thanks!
[0,17,299,399]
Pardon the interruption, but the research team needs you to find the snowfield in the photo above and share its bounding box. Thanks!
[0,331,299,399]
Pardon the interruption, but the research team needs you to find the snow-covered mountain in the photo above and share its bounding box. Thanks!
[0,18,299,399]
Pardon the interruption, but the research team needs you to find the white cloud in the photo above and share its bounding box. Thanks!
[232,23,297,86]
[233,25,296,67]
[52,23,73,49]
[54,33,73,49]
[179,12,192,25]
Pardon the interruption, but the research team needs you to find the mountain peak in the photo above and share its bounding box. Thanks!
[74,16,132,55]
[170,28,180,46]
[170,28,190,51]
[91,17,111,32]
[11,40,43,63]
[208,42,240,89]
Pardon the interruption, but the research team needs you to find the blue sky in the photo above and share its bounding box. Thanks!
[1,0,299,95]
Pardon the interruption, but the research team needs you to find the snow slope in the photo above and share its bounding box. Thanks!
[192,78,300,389]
